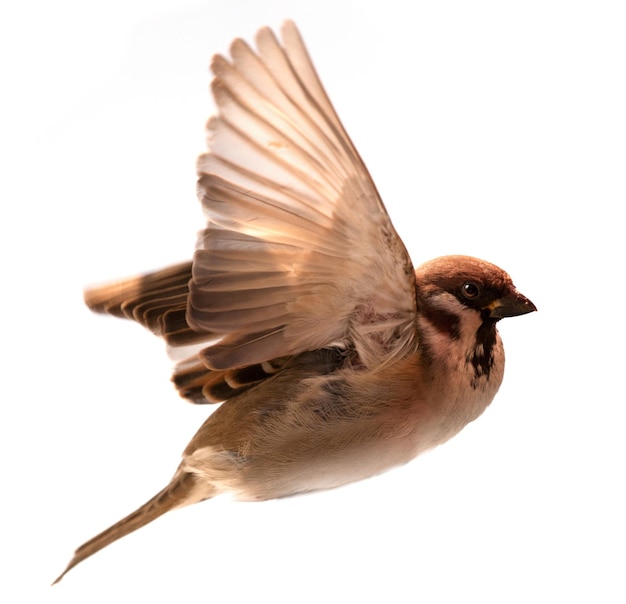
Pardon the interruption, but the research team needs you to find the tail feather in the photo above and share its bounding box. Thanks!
[53,470,214,584]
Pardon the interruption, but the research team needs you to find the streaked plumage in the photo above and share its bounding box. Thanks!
[54,21,536,583]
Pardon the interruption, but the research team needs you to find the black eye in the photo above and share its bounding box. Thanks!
[461,282,480,300]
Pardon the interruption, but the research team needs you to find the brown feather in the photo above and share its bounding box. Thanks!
[57,22,536,583]
[53,470,214,584]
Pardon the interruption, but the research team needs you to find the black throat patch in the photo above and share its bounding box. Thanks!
[467,315,498,385]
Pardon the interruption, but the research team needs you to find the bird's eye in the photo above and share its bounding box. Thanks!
[461,282,480,299]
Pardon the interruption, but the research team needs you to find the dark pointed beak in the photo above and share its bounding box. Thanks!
[488,290,537,319]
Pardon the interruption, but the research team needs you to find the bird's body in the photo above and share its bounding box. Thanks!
[55,21,535,583]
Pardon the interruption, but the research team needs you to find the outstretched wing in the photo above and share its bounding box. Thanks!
[190,21,417,371]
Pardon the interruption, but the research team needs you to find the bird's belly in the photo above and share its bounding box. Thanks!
[184,365,499,501]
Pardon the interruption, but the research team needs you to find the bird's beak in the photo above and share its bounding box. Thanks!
[488,290,537,319]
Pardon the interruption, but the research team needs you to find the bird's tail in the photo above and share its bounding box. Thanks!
[53,469,214,584]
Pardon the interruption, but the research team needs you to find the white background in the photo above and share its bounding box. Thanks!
[2,0,625,602]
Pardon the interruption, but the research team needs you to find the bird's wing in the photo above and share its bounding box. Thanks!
[191,21,417,371]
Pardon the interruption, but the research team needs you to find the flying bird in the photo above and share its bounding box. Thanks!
[55,20,536,583]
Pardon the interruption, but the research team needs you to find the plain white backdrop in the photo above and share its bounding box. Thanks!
[2,1,625,602]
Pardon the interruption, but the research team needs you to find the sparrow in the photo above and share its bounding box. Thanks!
[54,20,536,583]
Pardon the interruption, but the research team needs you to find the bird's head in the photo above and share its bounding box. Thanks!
[415,255,536,324]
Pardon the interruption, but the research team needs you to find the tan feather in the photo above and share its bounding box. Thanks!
[191,21,418,370]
